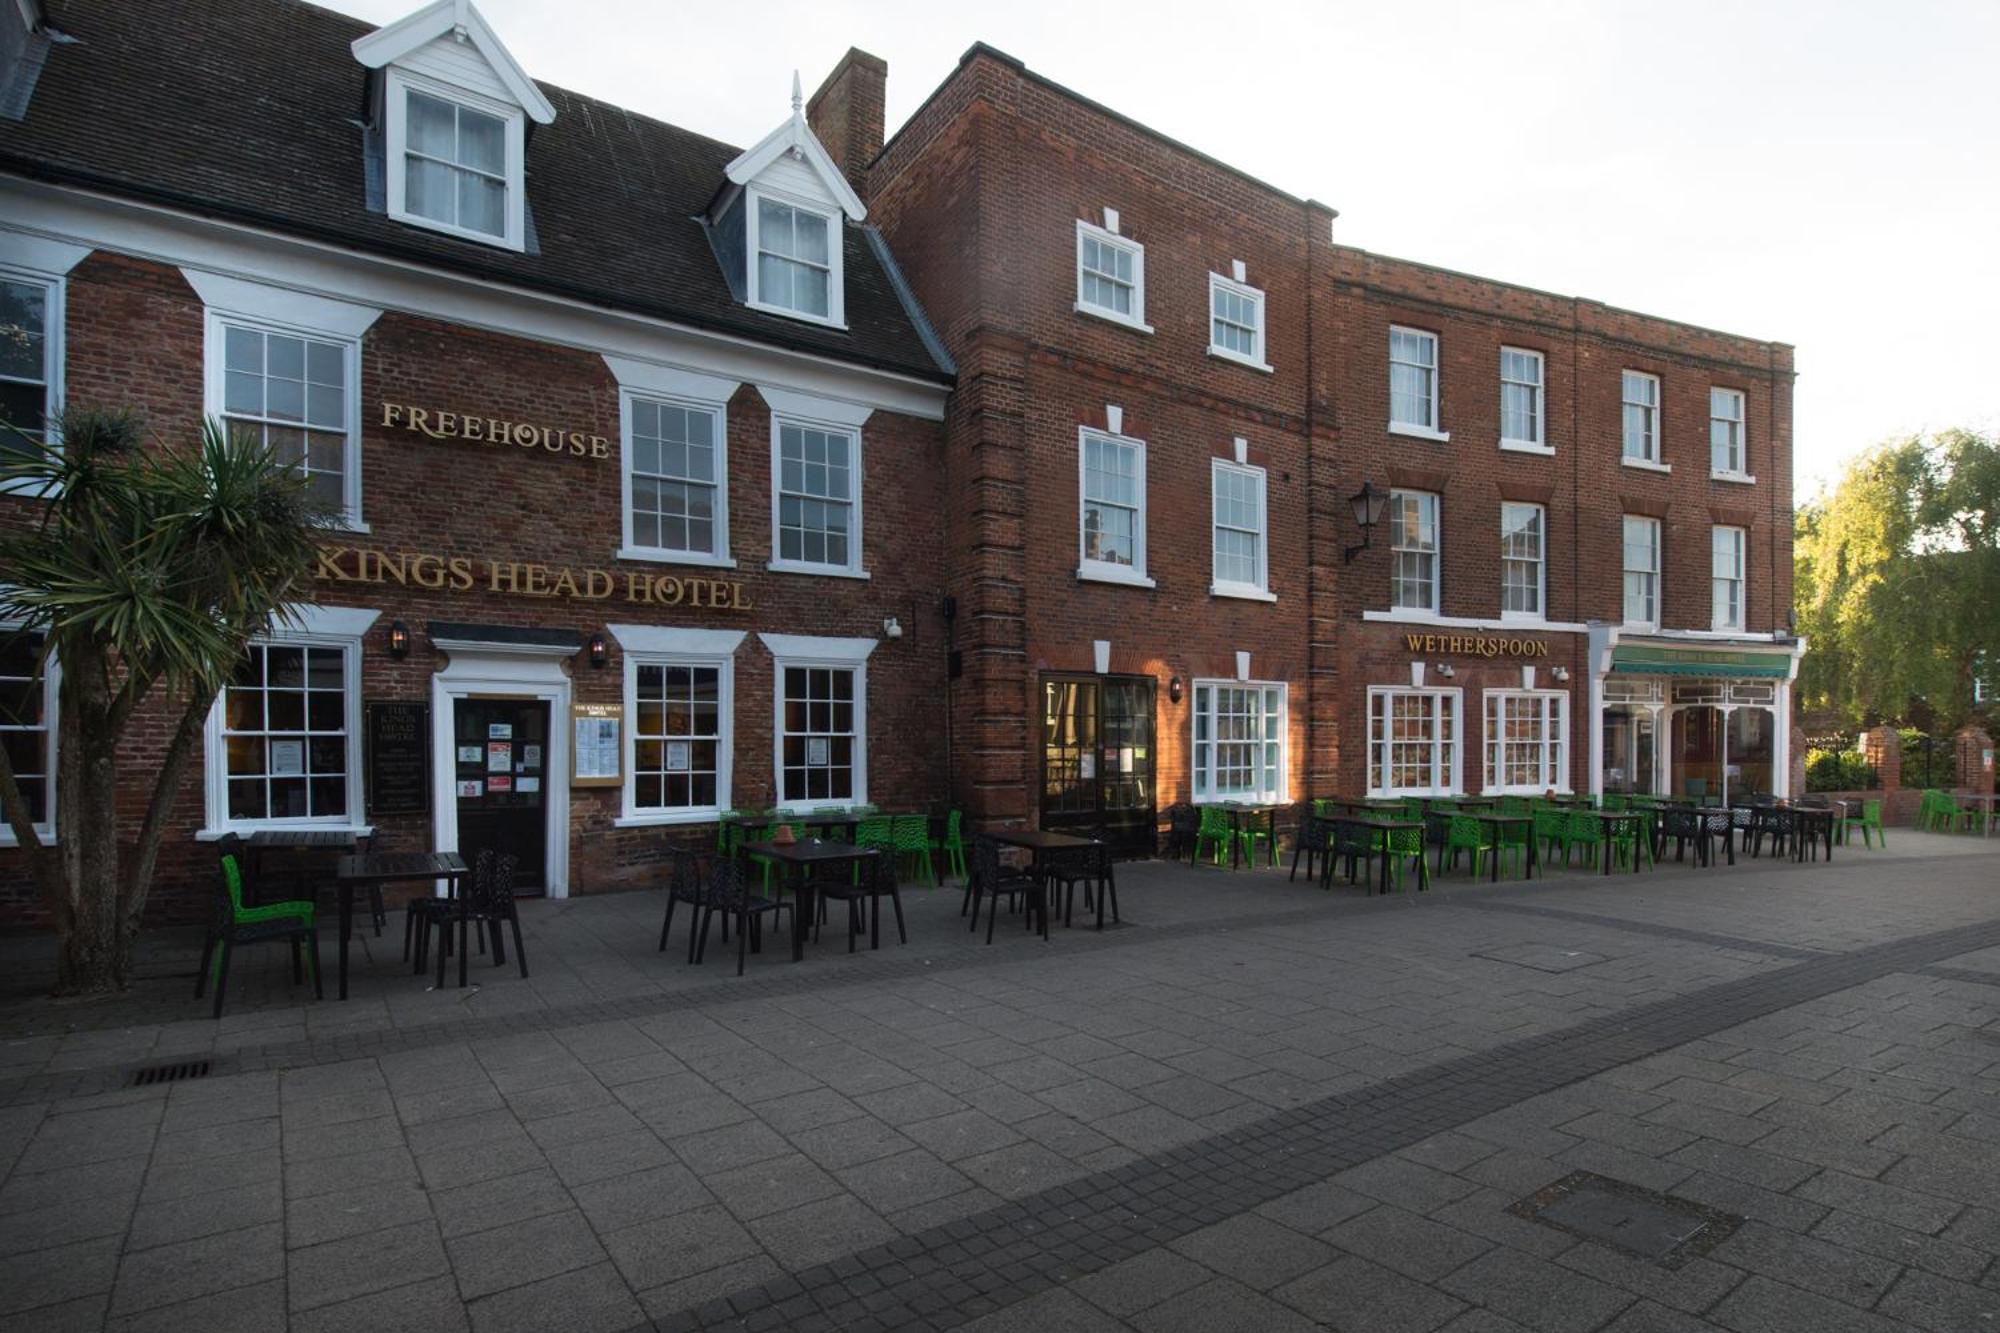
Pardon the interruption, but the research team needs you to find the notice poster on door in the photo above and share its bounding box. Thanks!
[270,739,304,776]
[517,776,540,794]
[457,745,482,765]
[571,702,623,787]
[806,736,830,768]
[487,742,511,772]
[665,741,690,772]
[457,779,483,798]
[1080,752,1096,779]
[488,723,512,739]
[522,744,542,769]
[488,774,513,793]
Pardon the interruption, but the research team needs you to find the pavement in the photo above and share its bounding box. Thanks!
[0,828,1997,1331]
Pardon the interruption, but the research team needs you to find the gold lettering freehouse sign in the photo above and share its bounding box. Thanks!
[382,403,610,460]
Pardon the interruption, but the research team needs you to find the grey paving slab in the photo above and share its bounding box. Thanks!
[102,1278,285,1333]
[287,1277,470,1333]
[444,1207,609,1300]
[1129,1275,1325,1333]
[1274,1252,1470,1332]
[107,1221,284,1317]
[285,1219,448,1312]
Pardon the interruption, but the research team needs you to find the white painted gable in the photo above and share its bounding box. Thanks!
[723,76,865,221]
[351,0,555,124]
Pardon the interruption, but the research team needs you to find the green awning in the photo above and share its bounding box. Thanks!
[1610,643,1793,678]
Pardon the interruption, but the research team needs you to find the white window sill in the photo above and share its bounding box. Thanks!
[746,297,848,331]
[1386,601,1443,618]
[0,828,55,847]
[1621,620,1661,634]
[766,559,872,581]
[324,517,372,536]
[775,801,868,817]
[1388,422,1451,443]
[617,546,737,569]
[1362,607,1592,633]
[614,810,725,829]
[1481,787,1574,797]
[1710,471,1758,485]
[1077,564,1157,589]
[1211,583,1277,603]
[1622,457,1672,474]
[1207,346,1273,374]
[1192,795,1285,807]
[1712,623,1748,635]
[1500,612,1549,625]
[390,208,523,253]
[1499,440,1555,456]
[195,824,377,842]
[1073,302,1154,334]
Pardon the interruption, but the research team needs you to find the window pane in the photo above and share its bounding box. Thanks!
[457,105,506,174]
[407,90,456,157]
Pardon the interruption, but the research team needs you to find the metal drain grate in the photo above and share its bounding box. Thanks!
[1511,1171,1742,1269]
[129,1059,212,1087]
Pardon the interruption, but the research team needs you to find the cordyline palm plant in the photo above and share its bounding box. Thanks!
[0,408,330,995]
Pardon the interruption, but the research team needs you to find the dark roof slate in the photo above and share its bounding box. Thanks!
[1,0,951,383]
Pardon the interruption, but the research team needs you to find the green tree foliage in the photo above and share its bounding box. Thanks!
[1795,429,1999,728]
[0,410,327,995]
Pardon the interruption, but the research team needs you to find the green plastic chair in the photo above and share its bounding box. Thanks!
[1195,806,1232,865]
[1843,799,1885,848]
[933,809,968,882]
[1605,812,1653,870]
[1444,815,1495,877]
[855,815,894,851]
[1532,806,1569,867]
[1600,793,1629,812]
[891,814,938,886]
[1565,811,1606,868]
[1235,813,1276,868]
[1497,795,1530,817]
[1373,824,1430,893]
[196,837,321,1019]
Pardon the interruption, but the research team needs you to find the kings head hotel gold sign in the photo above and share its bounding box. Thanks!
[316,547,750,611]
[381,403,611,460]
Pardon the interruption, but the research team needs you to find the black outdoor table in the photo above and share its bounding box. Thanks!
[244,828,362,907]
[1790,806,1837,862]
[1328,817,1424,896]
[333,852,469,999]
[739,838,880,963]
[1214,802,1279,870]
[1461,812,1538,883]
[1578,811,1648,875]
[724,812,861,837]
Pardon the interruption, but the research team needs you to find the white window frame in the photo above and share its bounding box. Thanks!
[761,633,875,815]
[1623,515,1661,630]
[1206,272,1270,371]
[1074,220,1151,333]
[1499,501,1545,622]
[200,605,378,837]
[0,263,64,488]
[1710,387,1753,481]
[1077,424,1154,588]
[1190,680,1288,804]
[1210,457,1271,601]
[203,309,367,532]
[1712,525,1747,631]
[618,388,732,568]
[1498,346,1550,453]
[1621,370,1667,470]
[745,185,846,329]
[0,624,58,845]
[1367,686,1463,797]
[1482,689,1569,795]
[768,412,865,579]
[1388,325,1448,441]
[383,68,526,252]
[1389,489,1441,614]
[614,627,744,827]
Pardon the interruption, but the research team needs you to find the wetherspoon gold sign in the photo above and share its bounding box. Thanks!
[1403,632,1549,659]
[381,403,611,460]
[316,546,750,611]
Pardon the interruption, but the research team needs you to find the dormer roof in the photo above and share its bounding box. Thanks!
[723,75,866,222]
[350,0,555,125]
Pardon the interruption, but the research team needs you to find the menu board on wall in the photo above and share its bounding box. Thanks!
[571,703,623,788]
[366,701,430,816]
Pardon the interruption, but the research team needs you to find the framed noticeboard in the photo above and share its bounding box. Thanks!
[571,702,623,788]
[366,701,430,815]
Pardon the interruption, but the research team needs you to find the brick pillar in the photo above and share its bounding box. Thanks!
[806,49,888,191]
[1860,724,1901,791]
[1954,726,1995,794]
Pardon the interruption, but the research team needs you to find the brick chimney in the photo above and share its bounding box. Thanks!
[806,48,887,193]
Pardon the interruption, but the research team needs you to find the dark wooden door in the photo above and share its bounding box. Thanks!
[452,699,549,893]
[1039,674,1156,854]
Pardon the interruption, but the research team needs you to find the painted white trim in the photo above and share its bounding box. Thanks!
[602,357,739,403]
[201,306,369,532]
[1709,471,1758,485]
[1079,423,1149,587]
[756,632,877,663]
[1211,586,1277,603]
[1498,345,1546,450]
[767,407,866,578]
[180,269,382,338]
[1210,455,1270,599]
[618,386,730,565]
[1387,488,1442,616]
[744,185,847,329]
[429,642,571,896]
[428,634,575,658]
[1361,608,1590,634]
[1387,422,1451,443]
[0,179,949,422]
[0,259,63,493]
[609,625,746,656]
[1621,514,1662,630]
[1708,385,1748,477]
[1364,685,1465,797]
[1499,500,1546,622]
[619,635,737,824]
[1620,369,1662,465]
[1206,271,1270,371]
[1621,458,1672,474]
[762,637,872,813]
[0,229,90,274]
[0,624,58,846]
[1388,324,1443,436]
[274,604,383,640]
[724,110,868,222]
[1188,678,1289,805]
[1079,566,1156,590]
[383,68,526,252]
[1499,440,1556,457]
[350,0,556,123]
[1479,687,1572,795]
[755,385,874,428]
[1074,219,1150,333]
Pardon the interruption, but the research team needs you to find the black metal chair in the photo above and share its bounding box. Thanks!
[1157,803,1197,865]
[197,834,322,1019]
[1699,809,1737,865]
[1656,807,1711,866]
[1329,818,1373,887]
[657,847,708,962]
[1288,813,1334,885]
[409,849,528,979]
[1045,837,1118,929]
[813,850,906,952]
[698,855,791,976]
[1744,805,1790,859]
[968,835,1048,943]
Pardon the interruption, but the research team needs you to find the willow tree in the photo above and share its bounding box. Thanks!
[1795,429,2000,726]
[0,409,327,995]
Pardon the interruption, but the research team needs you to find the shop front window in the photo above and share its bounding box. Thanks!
[1368,687,1459,795]
[1601,707,1657,796]
[1482,690,1566,793]
[1192,681,1286,803]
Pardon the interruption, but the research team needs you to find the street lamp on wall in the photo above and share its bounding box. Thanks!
[1344,479,1389,563]
[386,620,410,660]
[586,633,608,669]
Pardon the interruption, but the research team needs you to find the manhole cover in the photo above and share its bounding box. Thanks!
[1510,1171,1741,1268]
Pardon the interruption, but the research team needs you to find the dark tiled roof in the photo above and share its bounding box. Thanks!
[2,0,952,383]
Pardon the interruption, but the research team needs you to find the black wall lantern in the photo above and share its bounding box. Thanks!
[587,633,609,669]
[386,620,410,659]
[1343,479,1390,563]
[1169,676,1184,705]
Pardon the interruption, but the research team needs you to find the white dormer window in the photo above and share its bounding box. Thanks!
[352,0,556,254]
[750,193,838,323]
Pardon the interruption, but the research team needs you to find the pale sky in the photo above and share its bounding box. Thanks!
[326,0,2000,501]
